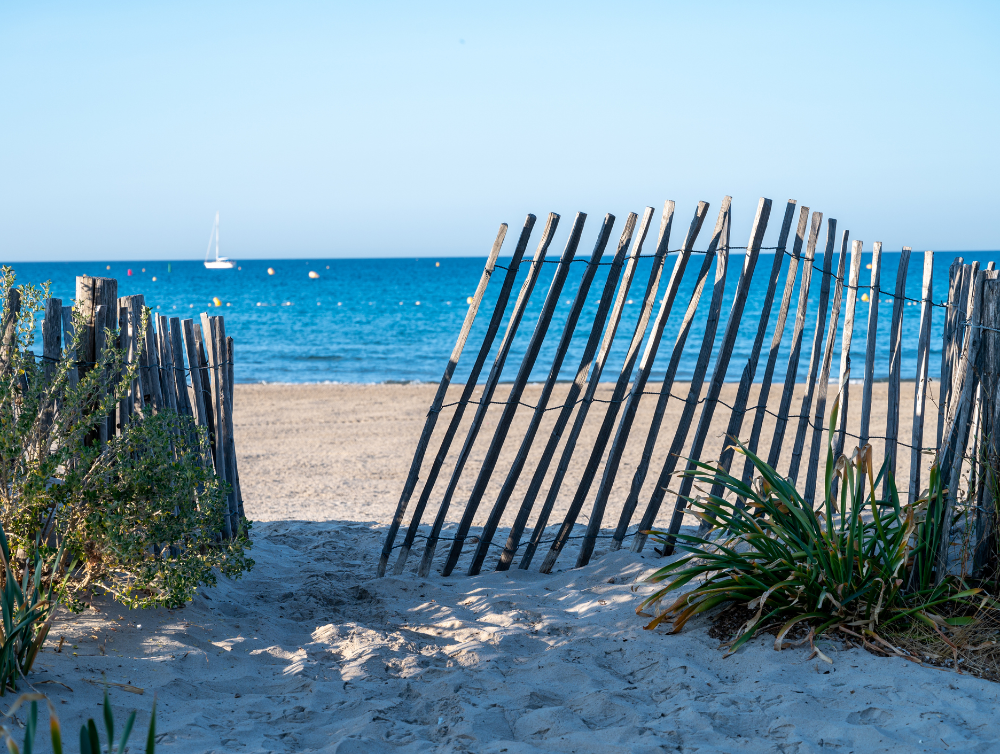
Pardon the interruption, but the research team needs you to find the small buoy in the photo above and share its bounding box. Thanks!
[861,293,870,302]
[415,301,421,305]
[151,276,157,282]
[326,265,330,269]
[267,268,275,275]
[226,302,231,306]
[308,271,320,279]
[436,262,440,267]
[626,299,633,304]
[213,297,222,307]
[237,266,241,270]
[167,263,172,273]
[127,269,132,276]
[338,302,342,306]
[106,265,111,270]
[866,263,872,269]
[466,296,474,304]
[141,268,145,273]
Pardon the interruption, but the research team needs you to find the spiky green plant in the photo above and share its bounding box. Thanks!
[0,528,72,695]
[640,396,981,653]
[0,690,156,753]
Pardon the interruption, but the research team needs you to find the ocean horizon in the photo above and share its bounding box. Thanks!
[7,250,999,385]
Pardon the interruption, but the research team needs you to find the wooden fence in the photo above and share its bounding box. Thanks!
[41,275,244,539]
[377,198,987,579]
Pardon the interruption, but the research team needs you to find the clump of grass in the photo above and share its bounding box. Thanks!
[640,397,983,656]
[0,527,72,695]
[0,689,156,753]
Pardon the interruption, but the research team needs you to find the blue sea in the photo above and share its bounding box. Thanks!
[7,250,998,384]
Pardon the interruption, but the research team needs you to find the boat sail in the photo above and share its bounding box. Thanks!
[204,211,236,269]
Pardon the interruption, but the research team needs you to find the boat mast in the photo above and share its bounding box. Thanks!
[216,211,220,262]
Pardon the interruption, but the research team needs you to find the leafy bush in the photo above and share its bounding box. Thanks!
[640,397,981,653]
[0,267,252,611]
[0,689,156,754]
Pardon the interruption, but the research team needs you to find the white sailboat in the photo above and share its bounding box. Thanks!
[204,211,236,269]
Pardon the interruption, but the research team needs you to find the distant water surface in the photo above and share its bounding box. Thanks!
[8,250,999,384]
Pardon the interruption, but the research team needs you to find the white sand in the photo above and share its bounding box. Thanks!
[22,383,999,753]
[33,520,1000,752]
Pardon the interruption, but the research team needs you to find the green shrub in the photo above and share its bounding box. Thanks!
[640,396,981,653]
[0,267,252,611]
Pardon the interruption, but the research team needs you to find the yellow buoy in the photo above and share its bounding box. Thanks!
[213,297,222,307]
[866,263,872,269]
[106,265,110,270]
[267,268,275,275]
[436,262,440,267]
[151,276,157,282]
[466,296,474,304]
[861,293,870,302]
[308,271,320,279]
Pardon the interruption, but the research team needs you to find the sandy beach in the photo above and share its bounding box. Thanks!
[27,381,996,754]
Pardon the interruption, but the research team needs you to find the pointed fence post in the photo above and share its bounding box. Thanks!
[908,250,934,504]
[536,201,680,573]
[495,211,640,571]
[656,198,774,555]
[883,248,913,499]
[417,214,561,577]
[375,223,508,576]
[803,229,849,505]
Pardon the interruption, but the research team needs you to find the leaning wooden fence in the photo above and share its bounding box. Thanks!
[41,275,244,539]
[377,198,989,579]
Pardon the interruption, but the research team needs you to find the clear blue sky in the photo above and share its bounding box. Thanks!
[1,1,997,260]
